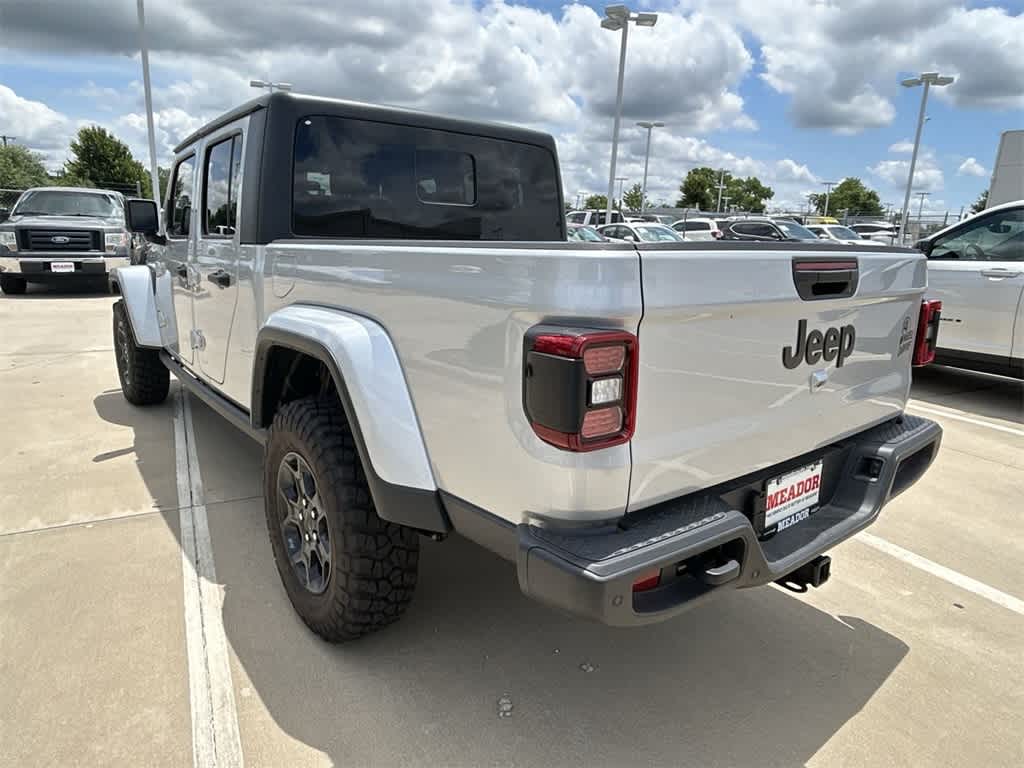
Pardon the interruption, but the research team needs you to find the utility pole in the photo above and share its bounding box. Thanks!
[914,191,931,240]
[615,176,627,208]
[820,181,838,216]
[722,195,732,213]
[715,169,727,213]
[0,135,15,147]
[898,72,953,243]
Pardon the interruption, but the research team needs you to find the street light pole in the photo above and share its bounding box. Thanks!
[249,79,293,93]
[915,191,930,237]
[601,5,658,225]
[898,72,953,243]
[137,0,161,214]
[636,120,664,211]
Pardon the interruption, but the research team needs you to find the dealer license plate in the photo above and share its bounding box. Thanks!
[50,262,75,273]
[764,460,823,531]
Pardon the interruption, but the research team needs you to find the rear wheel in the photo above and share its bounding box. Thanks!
[0,276,26,295]
[264,397,419,642]
[113,299,169,405]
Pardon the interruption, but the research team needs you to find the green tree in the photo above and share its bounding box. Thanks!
[676,167,774,212]
[728,176,774,213]
[584,193,619,210]
[64,126,149,194]
[969,190,988,214]
[0,145,50,188]
[622,182,645,213]
[808,177,883,217]
[676,167,720,210]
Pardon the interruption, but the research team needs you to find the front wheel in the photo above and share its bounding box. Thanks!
[264,397,420,642]
[113,300,169,405]
[0,276,26,295]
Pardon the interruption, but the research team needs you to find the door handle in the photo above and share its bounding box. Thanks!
[208,269,232,288]
[980,269,1021,278]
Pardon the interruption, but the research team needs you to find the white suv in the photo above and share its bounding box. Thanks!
[566,209,624,227]
[671,217,722,241]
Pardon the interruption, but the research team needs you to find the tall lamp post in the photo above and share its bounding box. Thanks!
[636,120,664,211]
[898,72,953,243]
[615,176,628,206]
[600,5,658,225]
[715,169,728,213]
[136,0,161,215]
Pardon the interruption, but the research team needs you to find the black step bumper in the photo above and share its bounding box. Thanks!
[447,414,942,626]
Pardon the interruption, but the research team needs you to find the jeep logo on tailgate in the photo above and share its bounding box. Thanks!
[782,319,856,369]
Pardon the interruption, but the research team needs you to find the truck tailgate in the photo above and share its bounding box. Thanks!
[629,243,927,511]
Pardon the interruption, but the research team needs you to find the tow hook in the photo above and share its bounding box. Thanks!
[775,555,831,593]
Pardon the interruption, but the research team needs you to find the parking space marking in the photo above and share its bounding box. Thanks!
[858,532,1024,617]
[175,391,244,768]
[907,401,1024,437]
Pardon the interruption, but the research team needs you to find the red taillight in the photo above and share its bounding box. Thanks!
[913,300,942,366]
[632,571,661,592]
[524,328,638,452]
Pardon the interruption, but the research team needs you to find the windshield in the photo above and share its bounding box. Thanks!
[827,226,861,240]
[636,225,683,242]
[776,221,819,240]
[13,190,121,218]
[568,225,605,242]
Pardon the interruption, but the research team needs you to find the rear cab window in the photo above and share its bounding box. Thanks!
[292,116,561,240]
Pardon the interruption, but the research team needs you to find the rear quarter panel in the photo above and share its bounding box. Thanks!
[262,240,642,525]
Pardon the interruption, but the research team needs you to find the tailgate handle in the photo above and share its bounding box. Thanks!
[792,258,858,301]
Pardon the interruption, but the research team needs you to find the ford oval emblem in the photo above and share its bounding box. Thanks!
[51,235,70,244]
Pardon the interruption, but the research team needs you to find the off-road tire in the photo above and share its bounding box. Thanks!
[265,397,420,642]
[0,276,26,295]
[113,299,169,405]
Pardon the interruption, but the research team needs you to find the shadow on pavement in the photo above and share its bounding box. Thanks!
[1,279,111,298]
[174,396,911,767]
[911,365,1023,423]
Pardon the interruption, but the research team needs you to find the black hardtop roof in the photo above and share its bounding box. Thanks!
[173,91,557,155]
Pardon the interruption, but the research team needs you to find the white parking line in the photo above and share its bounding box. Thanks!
[174,391,244,768]
[858,532,1024,617]
[907,401,1024,437]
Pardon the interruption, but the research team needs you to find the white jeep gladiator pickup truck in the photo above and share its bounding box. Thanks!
[111,92,943,641]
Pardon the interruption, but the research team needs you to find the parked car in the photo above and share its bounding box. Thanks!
[111,91,941,641]
[639,214,677,226]
[567,224,608,242]
[721,218,822,242]
[597,222,684,242]
[671,217,723,241]
[0,187,136,294]
[850,222,898,245]
[915,199,1024,378]
[566,209,624,227]
[807,224,887,246]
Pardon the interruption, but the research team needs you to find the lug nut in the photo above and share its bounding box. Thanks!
[304,533,310,541]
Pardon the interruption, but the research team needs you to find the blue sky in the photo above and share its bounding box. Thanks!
[2,0,1022,214]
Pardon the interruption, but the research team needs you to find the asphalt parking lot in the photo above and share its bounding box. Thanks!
[2,285,1022,768]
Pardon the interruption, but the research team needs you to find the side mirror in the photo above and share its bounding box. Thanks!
[125,198,159,236]
[0,208,9,224]
[818,233,830,239]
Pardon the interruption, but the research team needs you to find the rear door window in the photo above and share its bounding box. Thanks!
[678,221,710,232]
[292,116,561,240]
[203,135,242,237]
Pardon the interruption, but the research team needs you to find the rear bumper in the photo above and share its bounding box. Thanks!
[447,414,941,626]
[0,254,129,278]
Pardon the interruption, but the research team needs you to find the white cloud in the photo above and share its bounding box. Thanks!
[957,157,986,177]
[775,158,817,184]
[869,157,944,193]
[888,140,915,154]
[679,0,1024,133]
[0,84,73,159]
